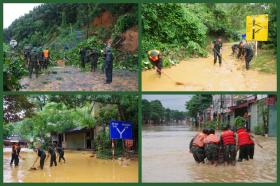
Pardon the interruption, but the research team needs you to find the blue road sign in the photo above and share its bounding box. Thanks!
[242,34,246,39]
[110,120,133,140]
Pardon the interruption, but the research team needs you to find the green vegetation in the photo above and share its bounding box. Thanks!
[142,3,277,69]
[254,125,265,135]
[185,95,212,122]
[4,95,138,159]
[142,99,187,125]
[234,116,246,129]
[251,49,276,73]
[3,43,28,91]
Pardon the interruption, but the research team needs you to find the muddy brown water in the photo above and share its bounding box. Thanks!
[4,150,138,183]
[142,43,276,91]
[142,125,277,183]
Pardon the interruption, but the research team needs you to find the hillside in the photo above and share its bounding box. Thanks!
[3,3,138,91]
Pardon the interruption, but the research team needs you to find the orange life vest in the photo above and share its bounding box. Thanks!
[149,55,159,62]
[204,134,219,144]
[148,50,160,62]
[192,132,207,147]
[43,50,49,58]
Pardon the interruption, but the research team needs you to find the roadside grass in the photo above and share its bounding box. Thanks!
[251,49,276,74]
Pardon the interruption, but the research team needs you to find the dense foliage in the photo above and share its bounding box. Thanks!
[3,43,28,91]
[142,3,277,69]
[4,95,138,158]
[185,95,212,120]
[142,99,186,125]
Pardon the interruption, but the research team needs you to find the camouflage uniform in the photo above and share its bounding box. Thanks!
[205,143,219,161]
[190,146,205,163]
[88,48,99,72]
[224,144,236,162]
[243,43,254,70]
[37,47,44,71]
[79,47,87,68]
[104,46,113,83]
[29,48,39,78]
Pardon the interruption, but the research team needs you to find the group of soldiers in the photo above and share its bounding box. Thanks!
[23,45,50,78]
[31,142,65,170]
[79,41,114,84]
[189,124,255,166]
[23,41,114,84]
[146,37,255,76]
[10,141,65,170]
[232,40,254,70]
[212,37,254,70]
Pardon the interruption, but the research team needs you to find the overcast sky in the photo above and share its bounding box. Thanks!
[142,95,193,111]
[3,3,42,29]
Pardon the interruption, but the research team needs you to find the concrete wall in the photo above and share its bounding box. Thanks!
[268,105,277,137]
[65,133,85,149]
[250,103,258,132]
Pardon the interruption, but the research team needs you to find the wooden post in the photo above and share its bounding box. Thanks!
[112,140,115,160]
[255,41,258,56]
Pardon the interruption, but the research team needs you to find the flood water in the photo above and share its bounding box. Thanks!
[4,149,138,183]
[142,125,277,183]
[142,43,276,91]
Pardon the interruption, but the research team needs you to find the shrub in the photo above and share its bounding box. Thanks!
[234,116,245,129]
[254,125,264,135]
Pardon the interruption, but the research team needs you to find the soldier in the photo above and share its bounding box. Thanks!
[212,37,223,66]
[23,45,32,66]
[43,48,50,70]
[104,41,113,84]
[88,47,99,72]
[220,125,237,166]
[28,47,40,78]
[47,144,57,167]
[147,50,163,76]
[31,145,46,170]
[79,47,87,69]
[55,143,66,163]
[204,129,219,166]
[237,41,245,59]
[37,47,44,71]
[189,129,209,164]
[10,143,19,167]
[243,41,254,70]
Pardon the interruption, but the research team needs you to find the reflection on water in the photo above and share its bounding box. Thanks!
[142,125,277,183]
[4,149,138,183]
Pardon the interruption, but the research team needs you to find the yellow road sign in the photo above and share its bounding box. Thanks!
[246,14,268,41]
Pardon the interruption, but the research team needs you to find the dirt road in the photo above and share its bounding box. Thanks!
[20,66,138,91]
[142,43,276,91]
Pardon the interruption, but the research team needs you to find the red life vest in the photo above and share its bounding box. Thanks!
[237,128,250,146]
[248,135,255,144]
[221,130,236,145]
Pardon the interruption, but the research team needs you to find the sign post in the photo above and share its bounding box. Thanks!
[109,120,133,159]
[246,14,268,56]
